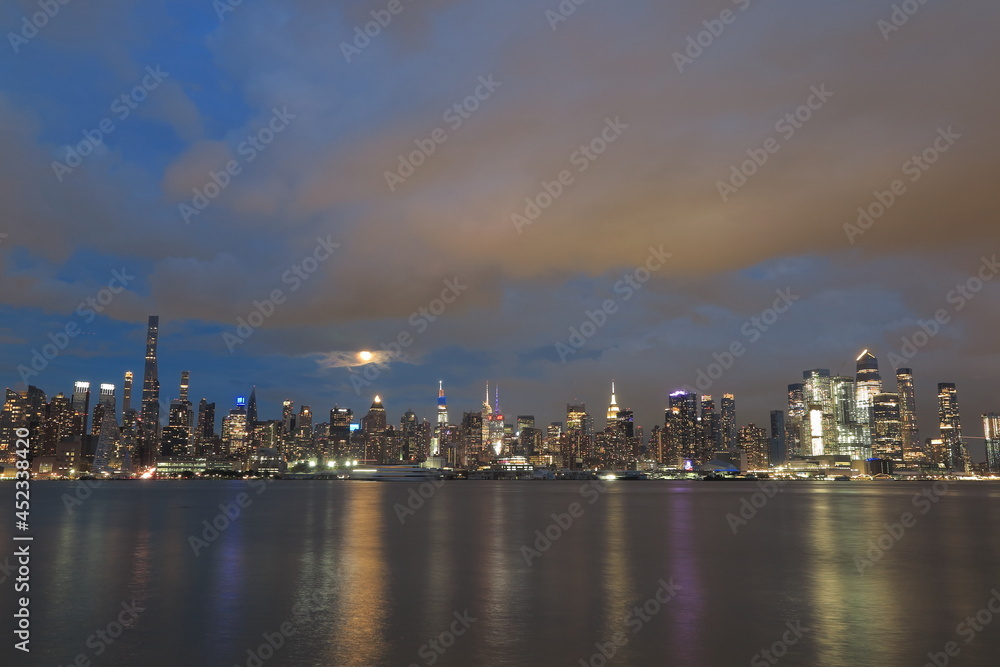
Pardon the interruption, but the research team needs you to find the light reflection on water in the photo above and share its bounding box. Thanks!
[6,480,1000,666]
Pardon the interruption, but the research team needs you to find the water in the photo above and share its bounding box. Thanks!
[4,480,1000,666]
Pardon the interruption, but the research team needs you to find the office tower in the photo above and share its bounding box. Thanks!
[926,438,947,466]
[401,409,420,460]
[802,369,835,456]
[938,383,968,472]
[196,399,216,440]
[665,391,700,464]
[896,368,922,463]
[221,399,249,459]
[606,381,620,428]
[769,410,787,466]
[282,400,295,433]
[430,381,448,456]
[91,383,117,439]
[163,399,194,457]
[565,403,590,465]
[830,375,868,459]
[616,408,635,439]
[855,350,882,443]
[330,406,353,459]
[139,316,161,465]
[786,383,805,457]
[71,381,91,438]
[298,406,313,434]
[480,383,493,454]
[179,371,190,403]
[739,424,769,470]
[984,413,1000,473]
[246,385,257,425]
[122,371,133,425]
[872,393,903,461]
[700,395,720,453]
[461,411,484,464]
[489,385,505,456]
[361,395,387,461]
[1,387,45,459]
[720,393,736,450]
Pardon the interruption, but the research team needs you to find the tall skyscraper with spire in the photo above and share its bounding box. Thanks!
[139,315,161,465]
[606,381,619,427]
[430,381,448,456]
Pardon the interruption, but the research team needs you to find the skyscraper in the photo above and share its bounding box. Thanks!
[196,398,216,450]
[831,375,867,459]
[872,393,903,461]
[896,368,922,463]
[802,369,834,456]
[665,391,700,464]
[938,383,968,472]
[431,381,448,456]
[984,413,1000,474]
[720,393,736,451]
[769,410,786,466]
[139,315,161,465]
[606,381,619,428]
[701,395,720,453]
[855,349,882,446]
[739,424,769,470]
[71,381,91,438]
[91,383,116,439]
[362,395,387,462]
[246,385,257,426]
[401,409,420,460]
[786,383,805,457]
[122,371,133,426]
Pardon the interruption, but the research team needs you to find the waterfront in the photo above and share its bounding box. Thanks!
[4,481,1000,666]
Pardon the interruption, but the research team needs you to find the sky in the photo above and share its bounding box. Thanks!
[1,0,998,454]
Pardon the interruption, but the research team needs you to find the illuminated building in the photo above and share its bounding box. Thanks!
[362,395,388,462]
[802,369,835,456]
[983,413,1000,473]
[221,398,249,459]
[739,423,769,470]
[139,315,161,465]
[854,349,882,446]
[665,391,700,464]
[938,383,968,472]
[896,368,922,463]
[330,406,353,459]
[71,381,91,438]
[91,383,116,440]
[720,393,736,450]
[786,383,806,457]
[401,409,420,460]
[872,393,903,461]
[606,381,619,428]
[831,375,867,459]
[430,381,448,456]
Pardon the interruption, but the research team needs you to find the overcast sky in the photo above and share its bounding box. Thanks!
[1,1,998,455]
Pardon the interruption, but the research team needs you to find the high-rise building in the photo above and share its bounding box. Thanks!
[91,383,116,440]
[139,315,161,466]
[430,381,448,456]
[401,409,420,460]
[71,381,91,438]
[786,383,806,457]
[330,406,353,459]
[246,385,257,426]
[830,375,867,459]
[896,368,922,463]
[606,381,620,428]
[179,371,190,403]
[221,400,248,460]
[938,383,968,472]
[41,393,74,458]
[720,393,736,451]
[196,398,216,450]
[122,371,134,426]
[802,369,834,456]
[362,395,388,462]
[872,393,903,461]
[739,424,769,470]
[855,350,882,445]
[984,413,1000,474]
[769,410,787,466]
[701,395,720,453]
[665,391,700,464]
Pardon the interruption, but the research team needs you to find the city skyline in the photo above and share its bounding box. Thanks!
[6,313,997,466]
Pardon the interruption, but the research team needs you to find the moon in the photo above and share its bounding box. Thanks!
[358,350,373,362]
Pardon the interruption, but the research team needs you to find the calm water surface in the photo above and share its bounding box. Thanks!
[3,480,1000,666]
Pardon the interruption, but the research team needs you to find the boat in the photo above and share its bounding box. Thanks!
[349,464,441,481]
